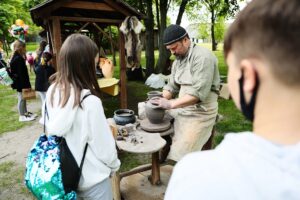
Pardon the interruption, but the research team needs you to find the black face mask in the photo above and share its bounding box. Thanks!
[238,70,260,121]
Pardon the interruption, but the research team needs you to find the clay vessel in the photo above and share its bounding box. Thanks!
[100,58,114,78]
[145,101,165,124]
[147,91,162,100]
[113,109,136,125]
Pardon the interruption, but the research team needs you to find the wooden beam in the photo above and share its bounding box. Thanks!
[103,0,130,16]
[77,22,90,33]
[92,23,118,49]
[31,0,72,18]
[52,17,62,68]
[62,1,115,12]
[119,29,127,109]
[51,16,122,24]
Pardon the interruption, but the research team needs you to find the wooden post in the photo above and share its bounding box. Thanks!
[109,26,117,65]
[111,172,121,200]
[118,29,127,109]
[52,17,62,69]
[151,152,161,185]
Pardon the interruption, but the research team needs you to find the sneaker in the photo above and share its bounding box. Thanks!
[19,115,35,122]
[26,112,38,118]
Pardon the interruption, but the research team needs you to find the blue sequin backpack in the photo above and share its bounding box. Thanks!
[25,94,91,200]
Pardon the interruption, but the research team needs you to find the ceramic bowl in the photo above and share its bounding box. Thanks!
[113,109,136,125]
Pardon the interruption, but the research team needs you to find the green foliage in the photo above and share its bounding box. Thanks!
[198,23,210,40]
[0,0,43,45]
[214,17,226,43]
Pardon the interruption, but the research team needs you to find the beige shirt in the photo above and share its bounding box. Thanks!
[163,44,220,103]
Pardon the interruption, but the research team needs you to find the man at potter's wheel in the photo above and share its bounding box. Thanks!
[151,24,220,162]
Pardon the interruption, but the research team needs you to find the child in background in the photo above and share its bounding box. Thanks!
[34,45,55,104]
[26,52,34,73]
[9,40,36,122]
[165,0,300,199]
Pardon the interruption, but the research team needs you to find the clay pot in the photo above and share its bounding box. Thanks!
[99,58,114,78]
[147,91,162,100]
[113,109,136,125]
[145,101,165,124]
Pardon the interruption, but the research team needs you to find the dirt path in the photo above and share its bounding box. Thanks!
[0,100,42,166]
[0,99,42,199]
[0,120,41,166]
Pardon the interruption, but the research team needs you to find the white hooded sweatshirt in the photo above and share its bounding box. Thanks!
[40,84,120,191]
[165,132,300,200]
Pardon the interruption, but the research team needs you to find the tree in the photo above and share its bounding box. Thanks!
[198,23,210,41]
[214,17,226,48]
[200,0,240,51]
[156,0,192,74]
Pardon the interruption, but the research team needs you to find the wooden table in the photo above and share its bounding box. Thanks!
[112,130,166,200]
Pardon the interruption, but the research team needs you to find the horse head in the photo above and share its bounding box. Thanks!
[120,16,144,69]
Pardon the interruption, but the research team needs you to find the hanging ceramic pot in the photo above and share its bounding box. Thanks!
[99,58,114,78]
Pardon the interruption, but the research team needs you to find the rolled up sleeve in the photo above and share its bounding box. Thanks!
[185,56,215,101]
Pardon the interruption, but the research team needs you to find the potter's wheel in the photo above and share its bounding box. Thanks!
[140,118,171,132]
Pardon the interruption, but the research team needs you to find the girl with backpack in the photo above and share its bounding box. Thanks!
[41,34,120,199]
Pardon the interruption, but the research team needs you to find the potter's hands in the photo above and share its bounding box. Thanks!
[149,97,173,110]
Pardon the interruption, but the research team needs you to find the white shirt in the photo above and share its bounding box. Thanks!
[41,85,120,191]
[165,132,300,200]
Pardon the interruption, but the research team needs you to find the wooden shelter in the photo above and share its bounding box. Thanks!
[30,0,144,108]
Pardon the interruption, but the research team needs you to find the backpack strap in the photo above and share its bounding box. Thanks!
[78,93,91,174]
[44,93,92,174]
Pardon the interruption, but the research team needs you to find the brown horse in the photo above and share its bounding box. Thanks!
[120,16,144,69]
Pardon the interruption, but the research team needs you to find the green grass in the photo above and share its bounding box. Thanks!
[26,42,39,53]
[0,67,37,136]
[0,162,34,199]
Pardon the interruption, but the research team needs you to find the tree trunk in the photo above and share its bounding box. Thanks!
[156,0,170,74]
[176,0,189,25]
[145,0,155,77]
[211,8,217,51]
[155,0,161,31]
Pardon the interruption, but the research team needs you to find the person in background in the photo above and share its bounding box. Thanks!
[165,0,300,199]
[41,34,120,199]
[151,24,220,162]
[26,52,34,73]
[0,46,7,69]
[34,45,55,104]
[10,40,37,122]
[34,40,47,68]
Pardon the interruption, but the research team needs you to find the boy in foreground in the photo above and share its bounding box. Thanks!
[165,0,300,199]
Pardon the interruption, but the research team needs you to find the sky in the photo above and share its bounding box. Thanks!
[169,1,249,28]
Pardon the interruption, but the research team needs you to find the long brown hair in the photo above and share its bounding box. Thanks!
[50,34,101,108]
